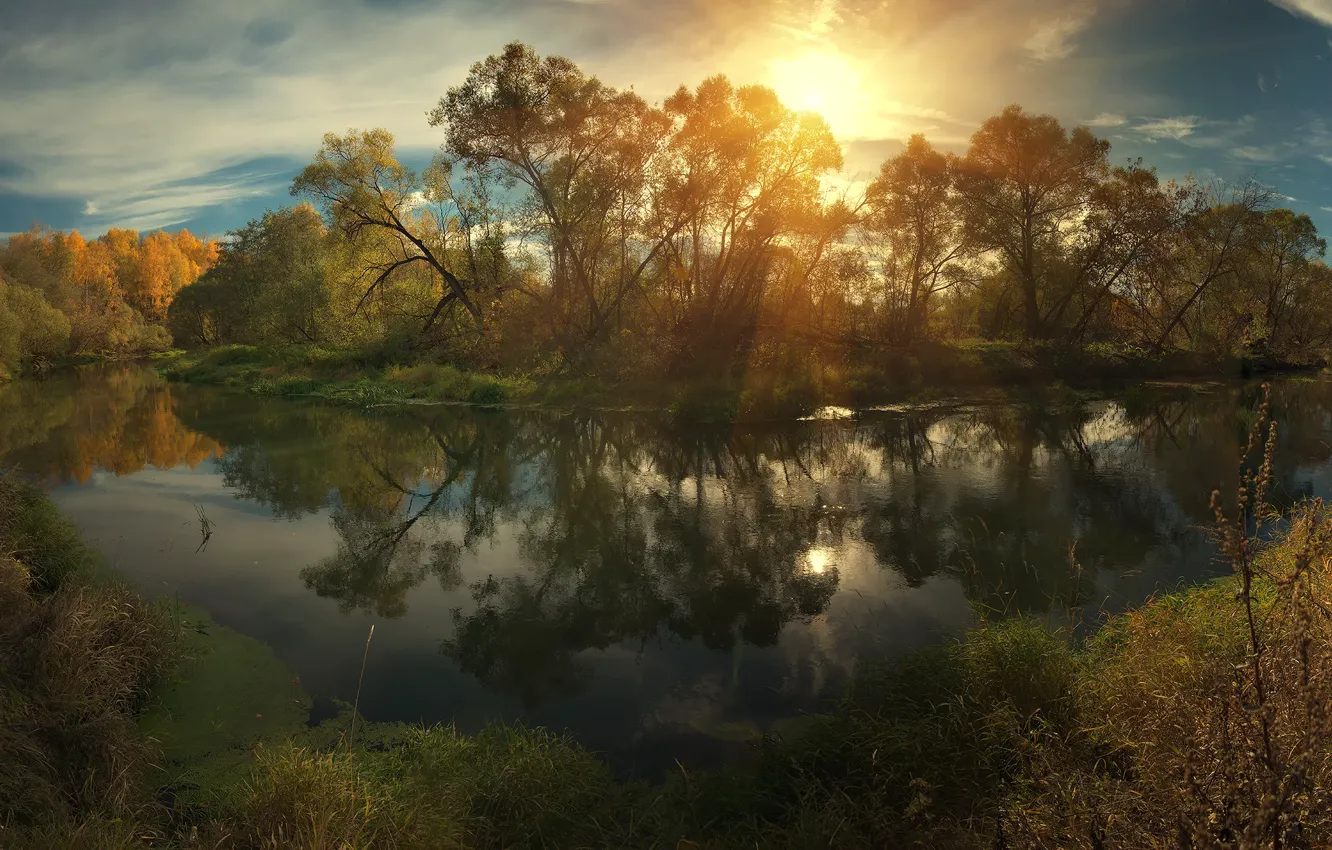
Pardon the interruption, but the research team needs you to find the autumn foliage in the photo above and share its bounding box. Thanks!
[0,225,218,375]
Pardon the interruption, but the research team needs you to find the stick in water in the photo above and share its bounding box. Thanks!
[348,623,375,751]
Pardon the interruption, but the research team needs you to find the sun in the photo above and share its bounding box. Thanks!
[768,49,863,135]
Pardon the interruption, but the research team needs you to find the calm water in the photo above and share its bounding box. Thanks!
[6,365,1332,775]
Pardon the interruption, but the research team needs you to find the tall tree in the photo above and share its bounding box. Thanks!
[1145,182,1273,352]
[291,129,481,332]
[433,42,680,348]
[657,76,843,365]
[957,105,1110,340]
[864,134,967,343]
[1244,208,1326,351]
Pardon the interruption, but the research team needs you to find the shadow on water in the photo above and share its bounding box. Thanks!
[5,364,1332,774]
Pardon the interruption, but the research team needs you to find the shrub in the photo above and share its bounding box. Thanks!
[0,473,95,592]
[465,380,506,406]
[0,561,178,828]
[223,724,629,849]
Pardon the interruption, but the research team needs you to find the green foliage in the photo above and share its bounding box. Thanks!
[0,276,72,374]
[465,379,506,406]
[0,473,96,592]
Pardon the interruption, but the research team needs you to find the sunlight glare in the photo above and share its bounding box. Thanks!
[768,49,863,135]
[805,547,832,575]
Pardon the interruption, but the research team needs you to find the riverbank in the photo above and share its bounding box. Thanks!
[154,342,1325,420]
[4,401,1331,848]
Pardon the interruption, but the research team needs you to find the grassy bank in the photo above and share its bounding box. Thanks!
[155,341,1325,420]
[4,396,1332,847]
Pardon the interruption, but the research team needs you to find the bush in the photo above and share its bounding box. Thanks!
[221,724,630,849]
[465,380,506,406]
[0,580,177,823]
[0,473,95,592]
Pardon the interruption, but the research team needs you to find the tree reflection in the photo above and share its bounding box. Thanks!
[0,364,221,481]
[18,365,1332,707]
[303,505,463,618]
[186,382,1332,704]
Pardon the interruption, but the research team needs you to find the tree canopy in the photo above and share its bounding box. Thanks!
[8,42,1332,381]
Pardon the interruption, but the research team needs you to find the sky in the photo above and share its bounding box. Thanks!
[4,0,1332,239]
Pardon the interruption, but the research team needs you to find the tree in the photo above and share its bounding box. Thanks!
[1046,161,1193,344]
[1242,208,1326,353]
[168,205,336,345]
[864,134,967,342]
[655,76,843,367]
[291,129,481,333]
[1142,182,1273,353]
[957,106,1110,340]
[433,42,680,349]
[0,272,70,375]
[130,230,196,321]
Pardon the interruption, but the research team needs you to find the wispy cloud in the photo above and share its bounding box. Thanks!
[1086,112,1127,127]
[1134,115,1200,141]
[1024,12,1091,60]
[79,171,288,232]
[1232,145,1283,162]
[1267,0,1332,26]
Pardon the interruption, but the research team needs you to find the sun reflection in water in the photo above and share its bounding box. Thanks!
[805,546,832,575]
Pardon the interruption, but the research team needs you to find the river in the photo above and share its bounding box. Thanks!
[5,364,1331,776]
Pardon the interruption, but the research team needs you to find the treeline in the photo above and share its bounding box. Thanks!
[8,42,1332,384]
[0,226,218,375]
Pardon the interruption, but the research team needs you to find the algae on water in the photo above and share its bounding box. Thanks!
[140,609,311,810]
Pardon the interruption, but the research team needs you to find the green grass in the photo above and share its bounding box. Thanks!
[0,473,98,592]
[0,475,180,837]
[157,345,535,410]
[157,341,1324,423]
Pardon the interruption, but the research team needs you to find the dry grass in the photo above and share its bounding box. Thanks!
[0,474,179,837]
[1007,386,1332,849]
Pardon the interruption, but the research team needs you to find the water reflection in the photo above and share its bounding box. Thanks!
[0,366,222,482]
[6,367,1332,770]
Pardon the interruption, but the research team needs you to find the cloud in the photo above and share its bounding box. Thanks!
[79,167,289,231]
[1232,145,1283,162]
[0,0,1144,232]
[243,18,295,48]
[1134,115,1199,141]
[1267,0,1332,26]
[1258,72,1268,93]
[1086,112,1127,127]
[1023,5,1098,61]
